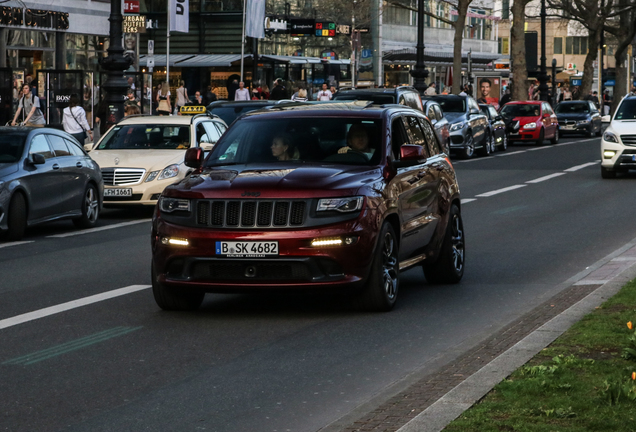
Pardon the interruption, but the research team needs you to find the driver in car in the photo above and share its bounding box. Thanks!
[338,124,374,160]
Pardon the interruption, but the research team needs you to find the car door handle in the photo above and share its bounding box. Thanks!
[52,164,60,170]
[76,162,83,168]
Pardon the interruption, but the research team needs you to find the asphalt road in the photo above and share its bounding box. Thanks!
[1,135,634,432]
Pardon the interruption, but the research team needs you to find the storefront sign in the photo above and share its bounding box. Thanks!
[566,63,577,70]
[322,51,337,60]
[315,22,335,37]
[1,7,69,30]
[123,15,147,33]
[55,94,72,103]
[265,17,287,33]
[124,0,140,14]
[290,19,315,36]
[336,25,350,35]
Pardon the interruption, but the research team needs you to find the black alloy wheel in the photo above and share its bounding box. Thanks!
[461,134,475,159]
[352,222,399,312]
[478,131,492,156]
[423,204,465,284]
[73,184,100,228]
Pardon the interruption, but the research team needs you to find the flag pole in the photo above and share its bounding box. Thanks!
[240,0,247,82]
[166,0,170,84]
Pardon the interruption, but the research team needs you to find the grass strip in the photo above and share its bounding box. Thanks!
[444,279,636,432]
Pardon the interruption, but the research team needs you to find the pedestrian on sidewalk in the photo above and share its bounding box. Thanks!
[62,94,92,144]
[316,83,332,101]
[291,88,307,102]
[235,81,250,101]
[175,80,189,112]
[156,82,172,116]
[11,83,45,127]
[269,79,287,100]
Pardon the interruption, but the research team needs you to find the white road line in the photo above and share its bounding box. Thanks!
[0,285,151,331]
[0,241,34,249]
[564,162,598,172]
[475,184,527,197]
[526,172,567,184]
[527,147,550,151]
[47,219,152,238]
[461,199,477,204]
[496,150,526,157]
[555,138,599,146]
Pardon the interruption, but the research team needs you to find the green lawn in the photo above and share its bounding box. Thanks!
[444,280,636,431]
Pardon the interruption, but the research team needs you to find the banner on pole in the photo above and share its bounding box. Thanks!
[246,0,265,39]
[169,0,189,33]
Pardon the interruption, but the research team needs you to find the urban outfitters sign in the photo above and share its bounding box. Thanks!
[123,15,147,33]
[0,7,69,30]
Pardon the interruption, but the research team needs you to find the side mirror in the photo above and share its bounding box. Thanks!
[601,115,611,123]
[30,153,45,165]
[184,147,204,168]
[393,144,426,168]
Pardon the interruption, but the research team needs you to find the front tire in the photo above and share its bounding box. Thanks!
[478,132,492,156]
[536,128,545,146]
[6,193,27,241]
[73,184,100,228]
[550,128,560,144]
[152,262,205,311]
[460,134,475,159]
[499,134,508,151]
[352,223,399,312]
[423,204,465,284]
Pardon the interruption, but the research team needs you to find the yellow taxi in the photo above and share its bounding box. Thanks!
[89,107,227,205]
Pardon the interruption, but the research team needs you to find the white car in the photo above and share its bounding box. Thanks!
[601,95,636,178]
[89,110,227,205]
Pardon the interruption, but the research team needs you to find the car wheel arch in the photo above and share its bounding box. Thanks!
[10,188,29,218]
[383,213,401,247]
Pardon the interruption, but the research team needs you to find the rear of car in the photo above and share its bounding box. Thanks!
[600,96,636,178]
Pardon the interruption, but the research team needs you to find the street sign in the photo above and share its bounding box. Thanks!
[265,17,287,33]
[336,25,350,35]
[290,19,314,36]
[148,40,154,55]
[147,56,155,68]
[124,0,140,14]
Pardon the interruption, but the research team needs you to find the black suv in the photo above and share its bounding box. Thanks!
[333,87,424,111]
[151,102,465,312]
[206,100,279,126]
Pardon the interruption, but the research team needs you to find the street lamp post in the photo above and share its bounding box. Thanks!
[537,0,550,102]
[410,0,428,93]
[100,0,132,129]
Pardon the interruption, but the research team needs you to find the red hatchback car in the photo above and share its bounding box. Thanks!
[151,103,465,312]
[500,101,560,145]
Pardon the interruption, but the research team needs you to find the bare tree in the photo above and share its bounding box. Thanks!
[510,0,533,101]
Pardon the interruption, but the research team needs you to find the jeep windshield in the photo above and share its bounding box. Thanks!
[501,104,541,117]
[96,125,191,150]
[206,117,383,167]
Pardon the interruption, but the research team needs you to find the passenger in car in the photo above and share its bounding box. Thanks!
[271,134,299,161]
[338,124,375,160]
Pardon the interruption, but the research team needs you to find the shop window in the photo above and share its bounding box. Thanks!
[554,37,562,55]
[502,0,510,19]
[565,37,588,55]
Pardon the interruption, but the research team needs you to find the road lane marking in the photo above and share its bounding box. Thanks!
[0,241,34,249]
[461,199,477,204]
[564,162,598,172]
[527,147,550,151]
[475,184,527,197]
[0,285,151,331]
[555,138,599,146]
[2,326,143,365]
[526,173,567,184]
[47,219,152,238]
[496,150,526,157]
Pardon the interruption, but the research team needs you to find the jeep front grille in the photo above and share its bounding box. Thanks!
[196,200,306,228]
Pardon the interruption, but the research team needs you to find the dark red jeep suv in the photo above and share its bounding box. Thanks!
[151,102,465,312]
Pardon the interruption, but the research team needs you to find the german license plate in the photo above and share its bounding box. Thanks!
[563,125,575,130]
[216,241,279,258]
[104,188,132,197]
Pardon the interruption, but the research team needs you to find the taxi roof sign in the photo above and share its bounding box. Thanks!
[180,105,207,115]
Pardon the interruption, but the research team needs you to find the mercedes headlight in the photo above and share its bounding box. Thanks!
[317,196,364,213]
[160,197,191,213]
[603,131,619,143]
[157,164,180,180]
[523,122,537,129]
[449,122,465,132]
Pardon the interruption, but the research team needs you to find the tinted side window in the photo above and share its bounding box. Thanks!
[398,95,406,105]
[404,116,426,147]
[391,117,409,159]
[48,135,72,157]
[29,135,53,159]
[196,124,208,143]
[64,138,86,156]
[419,118,441,156]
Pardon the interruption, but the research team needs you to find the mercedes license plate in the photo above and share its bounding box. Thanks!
[216,241,279,258]
[104,188,132,197]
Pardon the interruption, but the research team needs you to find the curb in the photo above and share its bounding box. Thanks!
[395,239,636,432]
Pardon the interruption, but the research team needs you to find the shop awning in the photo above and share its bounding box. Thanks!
[138,54,195,67]
[383,48,500,66]
[139,53,350,68]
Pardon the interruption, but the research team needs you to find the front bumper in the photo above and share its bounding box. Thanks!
[103,177,183,206]
[152,216,377,291]
[559,123,591,134]
[508,127,541,141]
[449,129,469,149]
[601,140,636,170]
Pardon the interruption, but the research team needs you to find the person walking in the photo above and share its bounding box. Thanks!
[175,80,189,112]
[234,81,250,101]
[156,82,172,116]
[603,89,612,116]
[316,83,332,101]
[424,82,437,96]
[269,79,287,100]
[11,83,46,127]
[62,94,92,144]
[562,85,572,101]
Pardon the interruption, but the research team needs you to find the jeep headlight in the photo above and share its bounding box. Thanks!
[160,197,191,213]
[449,122,465,132]
[157,164,180,181]
[317,196,364,213]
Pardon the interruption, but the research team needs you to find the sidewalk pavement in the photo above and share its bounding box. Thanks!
[323,236,636,432]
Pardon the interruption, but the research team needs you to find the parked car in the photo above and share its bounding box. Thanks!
[333,87,424,111]
[206,100,279,126]
[89,107,228,206]
[423,99,450,154]
[426,95,489,158]
[479,103,508,152]
[555,100,602,137]
[151,102,464,312]
[0,127,103,241]
[500,101,560,146]
[600,95,636,178]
